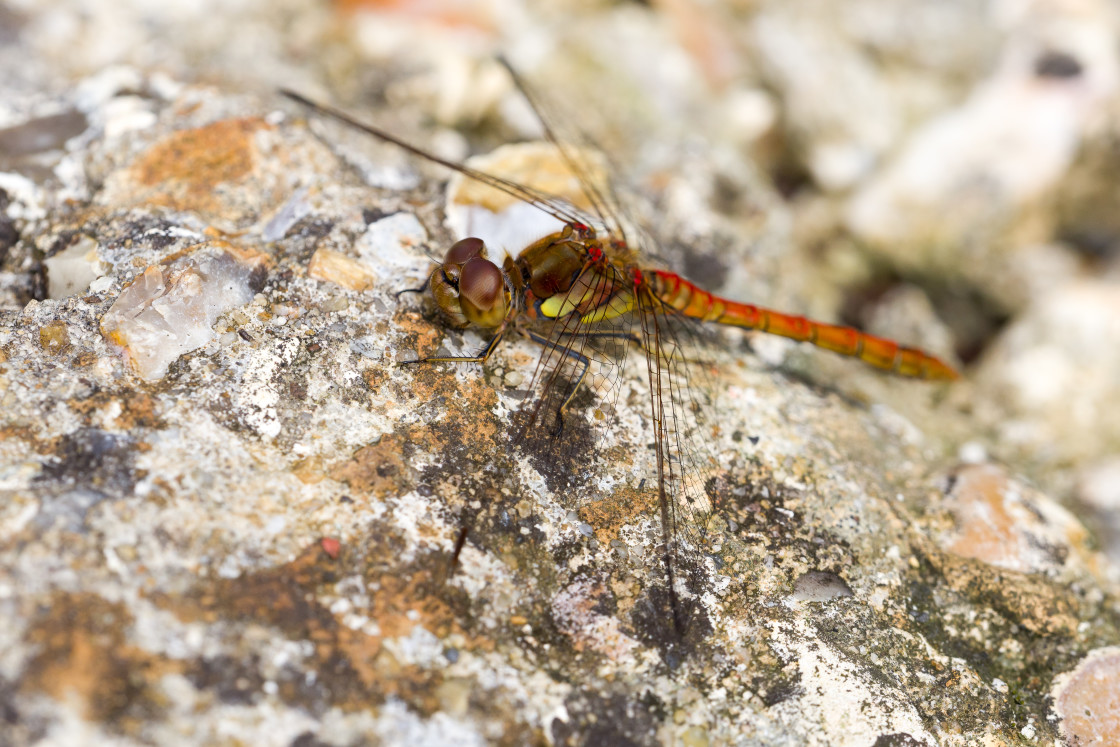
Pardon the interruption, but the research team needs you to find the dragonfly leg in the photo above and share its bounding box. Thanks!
[394,282,427,300]
[394,265,438,300]
[399,327,506,366]
[526,329,658,435]
[525,331,596,434]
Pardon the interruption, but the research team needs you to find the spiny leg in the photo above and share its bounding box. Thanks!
[527,326,671,437]
[394,282,428,300]
[525,330,600,436]
[399,327,506,367]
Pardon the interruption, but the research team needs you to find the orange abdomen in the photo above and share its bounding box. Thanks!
[647,270,958,380]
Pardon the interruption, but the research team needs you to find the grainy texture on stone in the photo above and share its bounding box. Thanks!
[2,1,1120,746]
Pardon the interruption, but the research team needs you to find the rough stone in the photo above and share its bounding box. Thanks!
[1,1,1119,745]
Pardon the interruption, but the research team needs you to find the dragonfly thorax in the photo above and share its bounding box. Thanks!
[430,237,510,329]
[517,235,590,301]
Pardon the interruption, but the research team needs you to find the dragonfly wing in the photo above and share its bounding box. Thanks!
[512,263,720,642]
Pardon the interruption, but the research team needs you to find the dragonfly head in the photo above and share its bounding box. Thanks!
[430,237,509,329]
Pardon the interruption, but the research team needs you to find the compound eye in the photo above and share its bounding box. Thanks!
[458,257,507,328]
[445,237,486,266]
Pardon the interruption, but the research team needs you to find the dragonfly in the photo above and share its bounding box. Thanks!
[281,74,957,643]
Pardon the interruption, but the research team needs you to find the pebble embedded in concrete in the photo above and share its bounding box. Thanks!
[100,243,269,380]
[1053,647,1120,745]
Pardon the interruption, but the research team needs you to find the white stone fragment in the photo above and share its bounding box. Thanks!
[0,172,46,221]
[1079,459,1120,512]
[100,245,268,380]
[89,275,115,294]
[73,65,146,110]
[355,212,429,279]
[100,95,158,140]
[958,441,989,465]
[44,235,107,299]
[261,186,310,241]
[722,87,777,144]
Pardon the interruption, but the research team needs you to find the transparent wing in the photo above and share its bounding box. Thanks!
[511,256,722,638]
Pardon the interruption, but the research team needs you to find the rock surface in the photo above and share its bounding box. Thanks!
[1,1,1119,746]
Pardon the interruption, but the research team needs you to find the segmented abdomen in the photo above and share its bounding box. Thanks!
[647,270,958,380]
